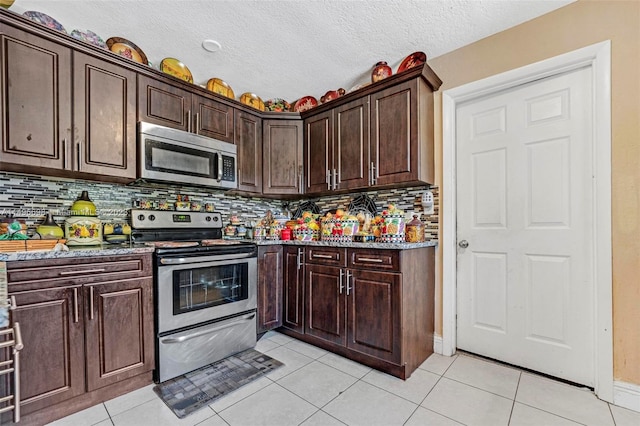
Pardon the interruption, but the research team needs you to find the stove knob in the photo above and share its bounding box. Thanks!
[213,216,219,222]
[148,214,156,221]
[137,214,145,221]
[205,216,212,222]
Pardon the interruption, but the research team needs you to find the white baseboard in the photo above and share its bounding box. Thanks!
[433,335,443,355]
[613,381,640,413]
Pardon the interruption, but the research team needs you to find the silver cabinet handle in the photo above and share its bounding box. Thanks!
[76,143,81,171]
[357,257,383,263]
[13,321,22,423]
[161,313,256,344]
[339,269,344,294]
[298,165,303,193]
[8,295,16,310]
[459,240,469,248]
[370,162,377,185]
[195,112,200,135]
[59,268,106,276]
[89,286,94,320]
[312,254,333,259]
[73,287,79,323]
[187,110,192,133]
[217,152,223,182]
[62,138,67,170]
[333,168,338,190]
[296,248,303,270]
[326,169,331,190]
[346,270,352,296]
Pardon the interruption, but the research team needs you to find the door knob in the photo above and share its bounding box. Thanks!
[458,240,469,248]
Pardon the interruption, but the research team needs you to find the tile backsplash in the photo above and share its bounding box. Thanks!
[0,172,438,240]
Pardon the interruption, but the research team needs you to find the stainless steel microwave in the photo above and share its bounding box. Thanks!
[138,122,237,189]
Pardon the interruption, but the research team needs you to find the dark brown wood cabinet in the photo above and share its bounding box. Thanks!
[305,263,346,345]
[304,98,370,194]
[10,286,85,415]
[257,245,283,333]
[84,277,154,392]
[235,110,263,193]
[138,75,234,143]
[263,119,303,195]
[282,246,305,333]
[302,64,441,194]
[5,254,154,424]
[0,24,137,181]
[281,245,435,379]
[73,52,137,179]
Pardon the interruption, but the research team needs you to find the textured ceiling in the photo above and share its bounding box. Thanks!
[11,0,573,103]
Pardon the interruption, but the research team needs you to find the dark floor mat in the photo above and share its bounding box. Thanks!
[153,348,283,419]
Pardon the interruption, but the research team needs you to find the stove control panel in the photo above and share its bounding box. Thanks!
[131,209,222,229]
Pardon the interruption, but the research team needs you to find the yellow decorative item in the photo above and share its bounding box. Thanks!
[160,58,194,83]
[0,0,15,9]
[70,191,97,216]
[65,191,102,246]
[206,78,235,99]
[36,213,64,239]
[239,93,265,111]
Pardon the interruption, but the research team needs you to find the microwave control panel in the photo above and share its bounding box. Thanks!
[221,155,235,182]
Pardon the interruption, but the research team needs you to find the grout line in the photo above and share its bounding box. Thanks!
[608,403,617,426]
[515,401,590,426]
[507,372,522,425]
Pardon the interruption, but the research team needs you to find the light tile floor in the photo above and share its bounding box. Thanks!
[50,331,640,426]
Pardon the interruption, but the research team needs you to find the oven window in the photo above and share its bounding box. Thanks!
[173,262,248,315]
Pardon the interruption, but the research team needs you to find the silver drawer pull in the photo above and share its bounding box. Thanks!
[357,257,384,263]
[59,268,106,276]
[312,254,334,259]
[161,313,256,344]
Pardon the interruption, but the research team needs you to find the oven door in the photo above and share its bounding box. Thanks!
[156,254,257,334]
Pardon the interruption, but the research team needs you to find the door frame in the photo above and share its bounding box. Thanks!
[441,41,613,401]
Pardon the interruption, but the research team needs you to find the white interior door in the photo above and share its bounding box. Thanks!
[456,66,594,386]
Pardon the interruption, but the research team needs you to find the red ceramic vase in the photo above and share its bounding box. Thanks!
[371,61,392,83]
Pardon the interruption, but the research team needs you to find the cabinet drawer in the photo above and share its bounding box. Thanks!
[348,249,399,271]
[305,247,346,267]
[7,254,151,286]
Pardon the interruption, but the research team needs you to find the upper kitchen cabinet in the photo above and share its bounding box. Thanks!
[0,22,137,182]
[302,63,442,193]
[262,118,303,196]
[138,75,234,143]
[234,110,263,193]
[304,97,370,195]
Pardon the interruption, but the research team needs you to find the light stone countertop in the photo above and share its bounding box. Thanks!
[252,239,438,250]
[0,239,438,262]
[0,244,155,262]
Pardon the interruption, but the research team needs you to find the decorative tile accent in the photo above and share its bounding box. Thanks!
[0,173,439,242]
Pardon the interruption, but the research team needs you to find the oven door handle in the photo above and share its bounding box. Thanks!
[159,252,256,265]
[160,313,256,344]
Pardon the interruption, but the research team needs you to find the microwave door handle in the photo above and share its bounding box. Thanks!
[217,152,223,182]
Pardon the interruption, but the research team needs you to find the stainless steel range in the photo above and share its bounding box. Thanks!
[130,209,257,382]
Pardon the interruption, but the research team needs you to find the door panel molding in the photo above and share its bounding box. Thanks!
[442,41,612,401]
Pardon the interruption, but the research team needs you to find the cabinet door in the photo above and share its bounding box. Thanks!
[334,96,370,190]
[0,26,71,171]
[370,80,418,185]
[193,95,234,142]
[347,269,401,363]
[84,277,154,391]
[304,111,332,194]
[263,119,303,195]
[10,286,85,414]
[73,52,136,179]
[235,110,263,193]
[257,246,283,333]
[283,246,304,333]
[138,75,191,131]
[305,264,345,345]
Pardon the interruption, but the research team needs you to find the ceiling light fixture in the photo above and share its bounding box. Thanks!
[202,39,222,53]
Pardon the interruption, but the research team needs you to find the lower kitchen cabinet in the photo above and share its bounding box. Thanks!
[282,246,305,333]
[282,245,434,379]
[257,245,283,333]
[4,253,154,425]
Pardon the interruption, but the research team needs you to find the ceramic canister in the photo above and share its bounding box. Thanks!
[65,191,102,245]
